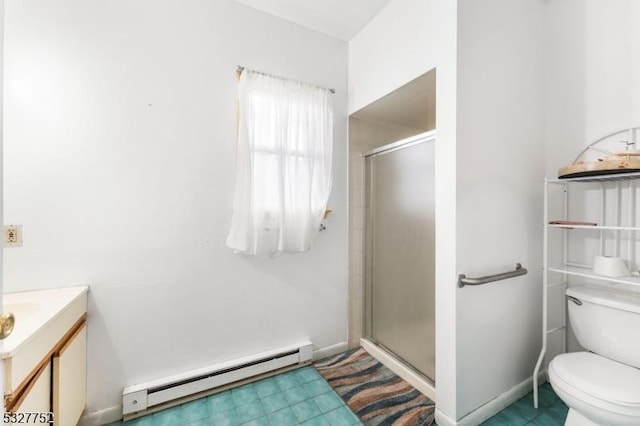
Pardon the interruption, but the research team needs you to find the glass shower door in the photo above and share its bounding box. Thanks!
[364,137,436,381]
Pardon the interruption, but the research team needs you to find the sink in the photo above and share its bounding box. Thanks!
[1,286,88,399]
[3,302,39,322]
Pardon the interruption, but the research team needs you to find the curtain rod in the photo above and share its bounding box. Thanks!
[236,66,335,94]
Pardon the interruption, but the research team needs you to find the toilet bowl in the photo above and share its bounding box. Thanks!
[549,352,640,425]
[548,285,640,425]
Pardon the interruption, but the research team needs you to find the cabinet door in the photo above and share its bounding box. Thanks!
[11,362,51,425]
[53,324,86,426]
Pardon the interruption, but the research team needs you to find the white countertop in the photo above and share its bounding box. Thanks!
[2,286,89,358]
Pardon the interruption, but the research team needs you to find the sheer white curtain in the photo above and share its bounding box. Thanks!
[226,70,333,255]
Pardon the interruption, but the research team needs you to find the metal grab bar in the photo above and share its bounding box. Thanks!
[458,263,527,288]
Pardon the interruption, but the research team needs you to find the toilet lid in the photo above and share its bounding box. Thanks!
[551,352,640,406]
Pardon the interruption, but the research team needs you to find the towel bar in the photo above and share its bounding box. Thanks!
[458,263,527,288]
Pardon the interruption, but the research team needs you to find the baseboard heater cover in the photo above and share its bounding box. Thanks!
[122,341,313,416]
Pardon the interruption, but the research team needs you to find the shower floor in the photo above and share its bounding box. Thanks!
[106,366,361,426]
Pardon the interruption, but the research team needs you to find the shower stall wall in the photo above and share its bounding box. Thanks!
[364,131,436,382]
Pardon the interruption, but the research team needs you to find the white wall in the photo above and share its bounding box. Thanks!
[447,0,640,420]
[544,0,640,356]
[347,0,437,114]
[348,0,462,421]
[455,0,545,419]
[347,0,640,422]
[433,0,458,421]
[0,0,4,395]
[3,0,348,418]
[347,0,460,421]
[544,0,640,178]
[349,0,549,422]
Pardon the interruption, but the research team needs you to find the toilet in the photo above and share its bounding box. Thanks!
[548,285,640,425]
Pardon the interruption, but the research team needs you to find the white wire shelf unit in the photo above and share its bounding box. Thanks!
[548,171,640,184]
[547,264,640,286]
[532,172,640,409]
[547,224,640,231]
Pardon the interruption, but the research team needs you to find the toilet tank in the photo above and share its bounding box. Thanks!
[567,285,640,369]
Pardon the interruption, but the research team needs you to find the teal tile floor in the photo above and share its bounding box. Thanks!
[481,383,568,426]
[106,370,566,426]
[107,366,362,426]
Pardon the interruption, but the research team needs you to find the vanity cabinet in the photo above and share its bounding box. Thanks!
[3,287,88,426]
[10,362,51,417]
[53,323,87,426]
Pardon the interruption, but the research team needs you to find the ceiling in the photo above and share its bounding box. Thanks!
[233,0,393,41]
[351,70,436,131]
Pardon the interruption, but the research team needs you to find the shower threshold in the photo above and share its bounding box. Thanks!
[360,338,436,402]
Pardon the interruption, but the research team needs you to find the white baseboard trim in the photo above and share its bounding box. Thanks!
[79,405,122,426]
[436,371,547,426]
[435,409,456,426]
[313,341,349,361]
[360,338,436,402]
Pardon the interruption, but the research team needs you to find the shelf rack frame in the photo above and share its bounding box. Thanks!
[532,172,640,408]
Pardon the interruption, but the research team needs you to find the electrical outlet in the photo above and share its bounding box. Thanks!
[4,225,22,248]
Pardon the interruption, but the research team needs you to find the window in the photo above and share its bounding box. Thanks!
[226,70,333,255]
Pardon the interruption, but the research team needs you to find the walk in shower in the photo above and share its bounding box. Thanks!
[363,131,436,383]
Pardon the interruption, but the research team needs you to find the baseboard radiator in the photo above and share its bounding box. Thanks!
[122,341,313,417]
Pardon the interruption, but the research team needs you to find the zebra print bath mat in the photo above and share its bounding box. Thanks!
[315,348,435,426]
